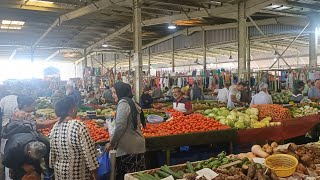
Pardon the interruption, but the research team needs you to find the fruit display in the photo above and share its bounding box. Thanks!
[290,105,319,118]
[203,107,280,129]
[251,104,292,121]
[272,91,292,104]
[142,111,230,137]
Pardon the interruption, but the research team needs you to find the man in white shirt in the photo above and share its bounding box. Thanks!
[227,82,246,108]
[250,84,273,105]
[217,83,230,103]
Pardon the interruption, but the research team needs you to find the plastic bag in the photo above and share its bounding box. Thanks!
[98,152,111,180]
[106,119,115,137]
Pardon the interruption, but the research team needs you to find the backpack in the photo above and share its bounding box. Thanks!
[1,120,38,139]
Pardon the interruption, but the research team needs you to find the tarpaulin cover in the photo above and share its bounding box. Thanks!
[145,129,236,151]
[237,114,320,144]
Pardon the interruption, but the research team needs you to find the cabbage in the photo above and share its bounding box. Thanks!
[212,108,219,112]
[220,118,227,125]
[230,111,238,117]
[208,113,215,118]
[227,114,237,120]
[225,118,235,127]
[238,116,245,121]
[235,121,246,129]
[204,109,213,115]
[250,115,258,120]
[216,116,225,120]
[245,108,259,116]
[217,110,229,116]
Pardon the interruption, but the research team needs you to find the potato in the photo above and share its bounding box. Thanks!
[266,147,273,154]
[271,142,278,148]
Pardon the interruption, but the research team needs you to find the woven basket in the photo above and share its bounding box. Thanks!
[265,154,298,177]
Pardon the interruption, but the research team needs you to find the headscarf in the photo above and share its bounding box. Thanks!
[113,82,141,130]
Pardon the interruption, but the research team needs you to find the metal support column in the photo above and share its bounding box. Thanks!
[114,54,117,75]
[172,38,175,72]
[238,1,247,81]
[83,48,88,89]
[309,17,318,68]
[128,52,132,83]
[247,35,251,85]
[203,30,207,72]
[101,53,104,75]
[90,54,93,88]
[133,0,143,101]
[148,47,151,77]
[31,47,35,79]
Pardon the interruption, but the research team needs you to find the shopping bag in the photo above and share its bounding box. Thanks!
[98,152,111,180]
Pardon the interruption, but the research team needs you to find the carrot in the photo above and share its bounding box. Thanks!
[251,104,292,121]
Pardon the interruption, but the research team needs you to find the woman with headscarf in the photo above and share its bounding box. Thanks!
[105,82,146,180]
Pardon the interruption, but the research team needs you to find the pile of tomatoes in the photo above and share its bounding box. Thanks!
[39,120,110,143]
[83,121,110,142]
[143,110,230,137]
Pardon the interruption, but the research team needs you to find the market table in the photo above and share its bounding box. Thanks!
[236,114,320,144]
[145,128,236,165]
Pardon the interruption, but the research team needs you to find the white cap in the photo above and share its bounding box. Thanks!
[259,83,268,90]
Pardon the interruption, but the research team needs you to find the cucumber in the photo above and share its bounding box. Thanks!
[186,161,195,173]
[161,165,183,179]
[156,170,170,178]
[154,174,161,180]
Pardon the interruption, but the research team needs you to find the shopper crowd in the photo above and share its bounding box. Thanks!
[0,77,319,180]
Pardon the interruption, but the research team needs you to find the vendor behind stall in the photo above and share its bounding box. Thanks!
[308,79,320,101]
[172,87,193,115]
[227,82,246,108]
[292,80,305,103]
[140,87,153,109]
[217,83,230,103]
[250,84,272,105]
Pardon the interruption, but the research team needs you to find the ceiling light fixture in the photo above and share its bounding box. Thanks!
[168,23,176,30]
[2,20,25,26]
[229,51,233,60]
[102,44,108,48]
[29,0,54,4]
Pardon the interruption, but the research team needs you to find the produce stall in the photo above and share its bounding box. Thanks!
[125,142,320,180]
[236,114,320,144]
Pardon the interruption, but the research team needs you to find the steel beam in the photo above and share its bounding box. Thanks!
[32,0,130,49]
[142,17,300,50]
[247,16,292,69]
[133,0,143,101]
[269,21,310,69]
[9,49,17,61]
[87,0,274,53]
[45,50,60,61]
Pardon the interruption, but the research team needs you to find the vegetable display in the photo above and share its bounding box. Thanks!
[130,142,320,180]
[39,120,109,143]
[289,105,319,118]
[272,91,292,104]
[142,112,230,137]
[203,107,281,129]
[251,104,292,120]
